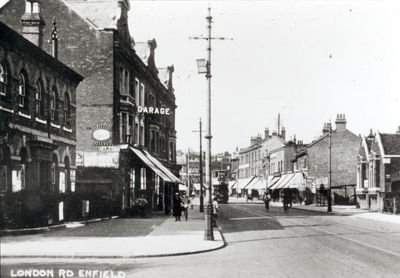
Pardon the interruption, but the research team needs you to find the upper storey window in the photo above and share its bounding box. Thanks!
[50,88,57,121]
[134,78,139,106]
[18,73,27,109]
[64,93,71,127]
[35,80,44,117]
[0,62,8,97]
[119,67,130,96]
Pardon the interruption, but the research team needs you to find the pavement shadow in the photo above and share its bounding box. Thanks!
[42,217,170,238]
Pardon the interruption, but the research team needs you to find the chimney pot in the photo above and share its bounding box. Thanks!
[21,0,44,47]
[335,113,347,131]
[32,2,40,14]
[25,1,31,13]
[281,126,286,140]
[264,127,270,138]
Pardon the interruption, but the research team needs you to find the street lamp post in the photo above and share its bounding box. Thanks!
[327,123,332,212]
[194,7,214,241]
[193,5,232,241]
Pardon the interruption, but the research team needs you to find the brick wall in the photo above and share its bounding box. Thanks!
[0,0,115,152]
[307,129,359,187]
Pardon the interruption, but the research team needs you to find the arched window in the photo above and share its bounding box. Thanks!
[18,73,27,108]
[35,80,44,117]
[50,88,57,121]
[64,92,70,127]
[0,62,8,96]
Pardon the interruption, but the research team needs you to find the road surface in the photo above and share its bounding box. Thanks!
[2,202,400,278]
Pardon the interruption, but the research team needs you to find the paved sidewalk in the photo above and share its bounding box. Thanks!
[291,203,400,225]
[0,206,225,258]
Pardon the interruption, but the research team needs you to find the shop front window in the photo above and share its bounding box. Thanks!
[140,168,146,190]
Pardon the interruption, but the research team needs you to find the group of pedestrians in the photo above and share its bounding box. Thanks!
[172,192,220,227]
[263,189,294,212]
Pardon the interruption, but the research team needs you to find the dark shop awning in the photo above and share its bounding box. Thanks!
[129,147,183,184]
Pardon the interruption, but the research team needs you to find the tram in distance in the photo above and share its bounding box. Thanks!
[212,169,229,204]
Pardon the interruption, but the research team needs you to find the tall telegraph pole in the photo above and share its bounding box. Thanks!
[190,5,232,240]
[192,119,205,212]
[198,119,204,212]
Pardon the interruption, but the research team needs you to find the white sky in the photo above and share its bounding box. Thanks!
[2,0,398,154]
[129,0,400,154]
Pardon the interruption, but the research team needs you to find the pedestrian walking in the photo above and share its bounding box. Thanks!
[173,192,184,221]
[282,188,291,212]
[212,197,220,228]
[263,191,271,212]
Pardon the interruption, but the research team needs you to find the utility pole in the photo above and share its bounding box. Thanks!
[187,149,191,199]
[327,123,332,212]
[192,119,205,212]
[190,5,232,241]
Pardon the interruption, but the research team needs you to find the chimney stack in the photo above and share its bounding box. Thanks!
[21,1,45,48]
[335,113,347,131]
[322,122,330,135]
[50,17,59,58]
[264,127,270,138]
[293,134,297,144]
[281,127,286,140]
[250,136,260,146]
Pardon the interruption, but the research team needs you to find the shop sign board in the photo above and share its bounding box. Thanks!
[137,106,171,115]
[82,151,120,168]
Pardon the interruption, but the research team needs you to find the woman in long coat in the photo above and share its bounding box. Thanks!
[173,193,184,221]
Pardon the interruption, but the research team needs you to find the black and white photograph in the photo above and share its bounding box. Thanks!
[0,0,400,277]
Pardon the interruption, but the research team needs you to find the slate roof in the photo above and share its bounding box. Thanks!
[380,133,400,155]
[63,0,122,29]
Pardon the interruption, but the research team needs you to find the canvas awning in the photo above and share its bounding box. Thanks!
[269,174,294,190]
[253,178,267,190]
[129,147,183,184]
[238,176,256,190]
[179,184,188,191]
[269,172,305,190]
[229,180,237,189]
[142,149,183,184]
[245,177,266,190]
[267,176,279,189]
[285,172,306,189]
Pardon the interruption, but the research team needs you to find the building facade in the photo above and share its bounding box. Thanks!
[356,128,400,213]
[177,150,231,192]
[0,0,180,218]
[293,114,360,204]
[0,19,83,228]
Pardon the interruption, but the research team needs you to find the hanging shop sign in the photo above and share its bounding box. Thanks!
[137,106,171,115]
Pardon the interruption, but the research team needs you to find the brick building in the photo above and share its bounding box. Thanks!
[177,150,231,194]
[293,114,360,205]
[237,127,303,197]
[0,0,181,218]
[356,128,400,213]
[0,19,83,229]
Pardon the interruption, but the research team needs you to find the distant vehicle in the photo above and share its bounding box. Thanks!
[212,169,229,204]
